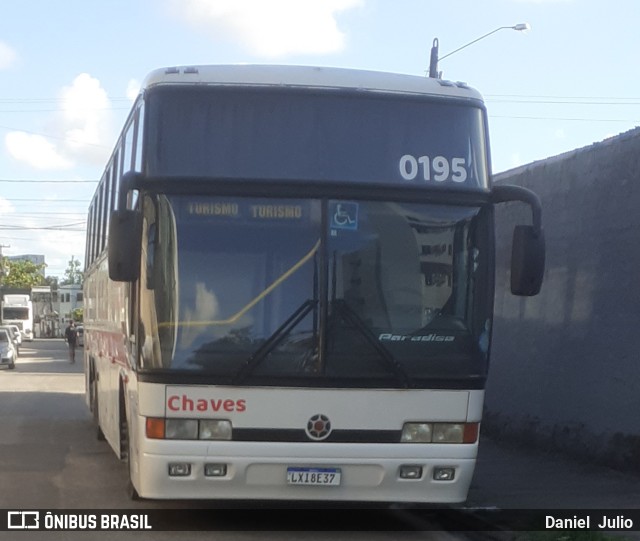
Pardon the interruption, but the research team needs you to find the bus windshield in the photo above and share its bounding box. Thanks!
[2,307,29,320]
[138,194,491,386]
[146,87,489,190]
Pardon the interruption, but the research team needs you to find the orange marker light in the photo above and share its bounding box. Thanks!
[146,417,165,439]
[463,422,479,444]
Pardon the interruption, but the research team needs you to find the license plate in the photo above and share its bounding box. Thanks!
[286,467,341,486]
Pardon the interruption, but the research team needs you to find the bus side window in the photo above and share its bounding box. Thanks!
[146,222,157,290]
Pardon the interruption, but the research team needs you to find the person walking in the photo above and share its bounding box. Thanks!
[64,321,78,363]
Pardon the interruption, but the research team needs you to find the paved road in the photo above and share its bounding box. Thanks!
[0,340,468,540]
[9,340,638,538]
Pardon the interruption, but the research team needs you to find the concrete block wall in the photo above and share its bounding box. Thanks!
[484,127,640,470]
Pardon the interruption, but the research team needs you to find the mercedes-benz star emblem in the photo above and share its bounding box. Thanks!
[306,414,332,441]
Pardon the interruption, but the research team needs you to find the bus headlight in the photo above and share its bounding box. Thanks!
[166,419,198,439]
[146,417,233,440]
[199,420,232,440]
[147,418,234,440]
[432,423,464,443]
[401,423,432,443]
[401,422,479,443]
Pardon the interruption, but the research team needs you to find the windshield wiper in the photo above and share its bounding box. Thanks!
[331,299,411,389]
[233,299,317,384]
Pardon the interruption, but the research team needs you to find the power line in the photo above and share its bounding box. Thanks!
[6,92,639,102]
[0,179,98,183]
[4,212,87,217]
[489,115,640,123]
[0,222,85,231]
[485,93,640,100]
[0,107,130,114]
[487,98,640,106]
[0,96,130,102]
[1,198,90,202]
[0,217,87,225]
[1,213,88,220]
[0,229,85,232]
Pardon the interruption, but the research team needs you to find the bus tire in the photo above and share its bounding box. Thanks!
[123,417,141,500]
[8,362,15,370]
[91,374,105,441]
[120,387,141,500]
[127,440,141,501]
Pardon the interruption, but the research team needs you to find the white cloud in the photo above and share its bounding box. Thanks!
[5,73,113,170]
[173,0,363,58]
[126,79,141,101]
[57,73,113,165]
[5,132,73,169]
[0,41,17,69]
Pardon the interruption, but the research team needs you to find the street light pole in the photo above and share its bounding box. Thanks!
[428,23,530,78]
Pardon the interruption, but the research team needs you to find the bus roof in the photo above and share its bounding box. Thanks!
[141,65,484,103]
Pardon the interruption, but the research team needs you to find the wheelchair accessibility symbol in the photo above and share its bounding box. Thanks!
[330,202,359,231]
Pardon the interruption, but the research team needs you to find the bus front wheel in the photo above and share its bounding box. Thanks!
[120,389,141,500]
[122,417,141,500]
[91,374,105,441]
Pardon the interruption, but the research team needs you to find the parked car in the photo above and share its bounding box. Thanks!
[0,329,16,369]
[6,325,21,345]
[0,325,20,357]
[76,325,84,347]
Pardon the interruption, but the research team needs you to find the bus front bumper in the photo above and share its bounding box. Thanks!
[135,441,478,503]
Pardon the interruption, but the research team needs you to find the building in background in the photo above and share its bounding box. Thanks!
[58,283,83,331]
[31,285,59,338]
[0,253,85,337]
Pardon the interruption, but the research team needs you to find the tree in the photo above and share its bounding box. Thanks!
[71,307,83,323]
[43,275,59,289]
[1,258,46,289]
[61,256,83,286]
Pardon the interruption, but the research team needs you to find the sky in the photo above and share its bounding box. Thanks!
[0,0,638,278]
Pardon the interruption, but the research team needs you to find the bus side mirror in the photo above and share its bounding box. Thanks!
[511,225,545,296]
[108,209,142,282]
[492,184,545,296]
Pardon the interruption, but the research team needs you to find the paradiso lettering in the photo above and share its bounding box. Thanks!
[167,394,247,413]
[378,333,455,343]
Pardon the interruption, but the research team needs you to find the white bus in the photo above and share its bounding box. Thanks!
[84,65,544,502]
[1,294,34,342]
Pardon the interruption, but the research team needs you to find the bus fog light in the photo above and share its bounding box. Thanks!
[168,463,191,477]
[166,419,198,439]
[432,423,465,443]
[399,465,423,479]
[204,463,227,477]
[401,423,432,443]
[433,467,455,481]
[199,420,232,440]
